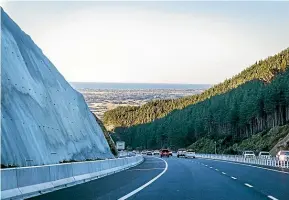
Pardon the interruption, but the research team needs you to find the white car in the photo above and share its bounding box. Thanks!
[276,150,289,162]
[177,148,187,158]
[185,150,196,158]
[243,151,255,158]
[153,150,160,156]
[258,151,271,159]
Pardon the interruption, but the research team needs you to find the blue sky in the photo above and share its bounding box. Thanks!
[2,1,289,84]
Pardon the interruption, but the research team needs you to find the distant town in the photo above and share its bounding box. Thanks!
[78,88,206,119]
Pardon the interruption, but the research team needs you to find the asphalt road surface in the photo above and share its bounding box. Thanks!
[30,156,289,200]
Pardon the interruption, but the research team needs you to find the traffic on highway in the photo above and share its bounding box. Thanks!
[30,150,289,200]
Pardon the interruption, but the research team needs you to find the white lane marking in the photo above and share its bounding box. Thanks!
[128,168,165,171]
[215,169,219,171]
[200,158,289,175]
[205,165,208,167]
[222,172,226,175]
[231,176,237,180]
[210,167,213,168]
[268,195,279,200]
[244,183,253,188]
[118,157,168,200]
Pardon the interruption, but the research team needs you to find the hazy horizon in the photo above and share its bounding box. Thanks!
[2,1,289,84]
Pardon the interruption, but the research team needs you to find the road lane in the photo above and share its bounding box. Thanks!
[130,157,266,200]
[195,158,289,200]
[29,156,289,200]
[29,156,166,200]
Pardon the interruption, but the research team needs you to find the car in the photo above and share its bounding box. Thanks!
[258,151,271,159]
[185,149,196,158]
[141,151,147,155]
[177,148,187,158]
[153,150,160,156]
[160,149,170,157]
[276,150,289,162]
[169,151,173,156]
[242,151,255,158]
[146,151,153,156]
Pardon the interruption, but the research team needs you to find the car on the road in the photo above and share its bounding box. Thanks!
[185,149,196,158]
[169,150,173,156]
[160,149,170,157]
[146,151,153,156]
[141,151,147,155]
[242,151,255,158]
[153,150,160,156]
[276,150,289,162]
[177,148,187,158]
[258,151,271,159]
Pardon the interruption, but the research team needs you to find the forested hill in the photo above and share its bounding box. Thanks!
[104,48,289,130]
[117,66,289,151]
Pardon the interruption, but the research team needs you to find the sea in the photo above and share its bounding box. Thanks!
[70,82,211,90]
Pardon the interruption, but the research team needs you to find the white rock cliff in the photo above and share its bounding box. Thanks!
[1,8,114,167]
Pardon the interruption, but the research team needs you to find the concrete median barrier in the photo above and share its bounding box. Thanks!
[49,163,75,189]
[1,168,22,200]
[1,155,143,200]
[16,165,54,199]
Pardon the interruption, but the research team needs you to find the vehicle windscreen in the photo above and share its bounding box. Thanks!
[246,151,254,154]
[280,151,289,155]
[260,152,269,155]
[162,150,169,153]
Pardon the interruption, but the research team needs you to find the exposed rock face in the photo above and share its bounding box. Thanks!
[1,8,113,167]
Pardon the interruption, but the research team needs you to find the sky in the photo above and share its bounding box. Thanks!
[1,1,289,84]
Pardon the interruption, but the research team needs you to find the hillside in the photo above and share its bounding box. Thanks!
[112,49,289,151]
[1,8,113,167]
[187,125,289,155]
[104,48,289,130]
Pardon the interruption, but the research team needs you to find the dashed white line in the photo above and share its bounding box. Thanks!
[200,157,289,174]
[205,165,208,167]
[210,167,213,169]
[231,176,237,180]
[244,183,253,188]
[222,172,226,175]
[118,157,168,200]
[268,195,279,200]
[215,169,219,171]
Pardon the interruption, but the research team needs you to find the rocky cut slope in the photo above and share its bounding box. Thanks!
[1,8,113,167]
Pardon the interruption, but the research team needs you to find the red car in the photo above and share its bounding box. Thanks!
[160,149,170,158]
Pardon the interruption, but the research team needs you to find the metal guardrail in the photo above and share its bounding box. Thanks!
[196,154,289,169]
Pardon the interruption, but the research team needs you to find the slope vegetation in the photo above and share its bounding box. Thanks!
[104,48,289,129]
[113,49,289,150]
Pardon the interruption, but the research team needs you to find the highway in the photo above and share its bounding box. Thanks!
[30,156,289,200]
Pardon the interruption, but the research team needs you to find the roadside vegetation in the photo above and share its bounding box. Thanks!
[92,113,118,156]
[188,125,289,155]
[104,48,289,129]
[106,48,289,153]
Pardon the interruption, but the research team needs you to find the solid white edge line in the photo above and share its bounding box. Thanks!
[199,157,289,174]
[268,195,279,200]
[222,172,226,175]
[244,183,253,188]
[231,176,237,179]
[118,157,168,200]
